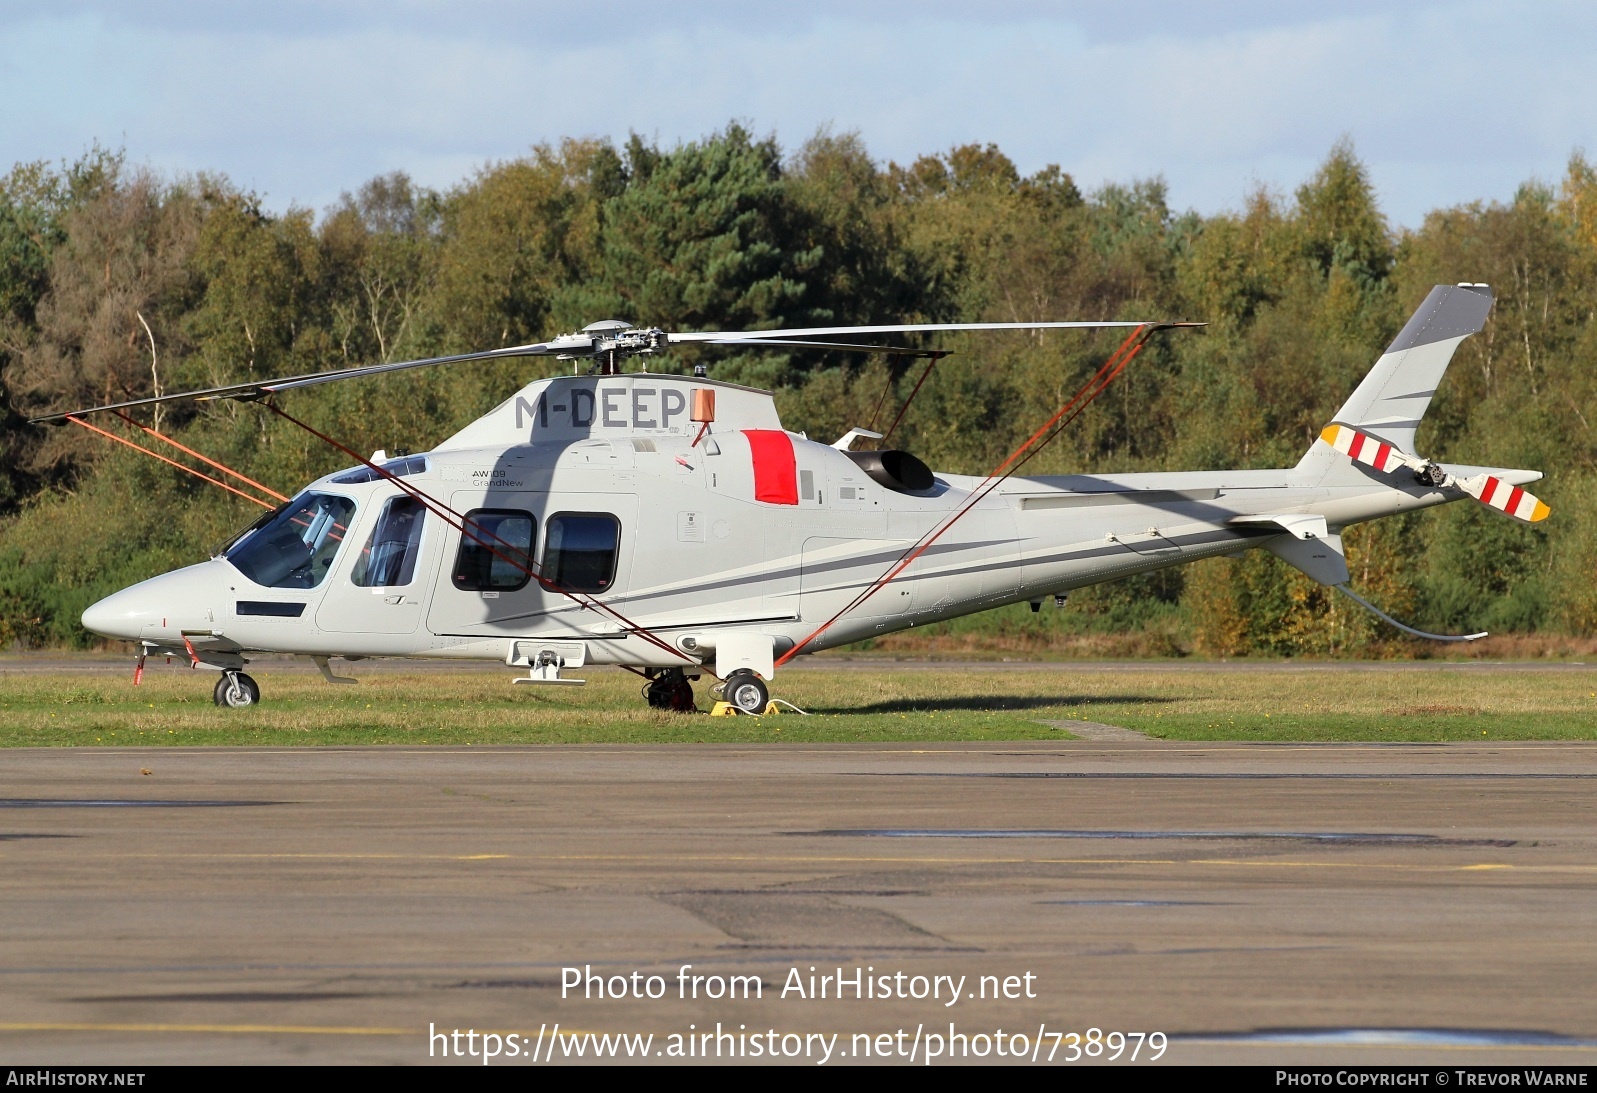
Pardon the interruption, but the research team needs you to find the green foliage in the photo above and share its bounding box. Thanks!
[1295,137,1395,291]
[0,131,1590,653]
[435,140,610,349]
[597,125,821,379]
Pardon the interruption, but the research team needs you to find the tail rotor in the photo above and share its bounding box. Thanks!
[1320,424,1549,525]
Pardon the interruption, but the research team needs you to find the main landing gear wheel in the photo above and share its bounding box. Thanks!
[213,672,260,709]
[643,668,696,713]
[723,670,770,715]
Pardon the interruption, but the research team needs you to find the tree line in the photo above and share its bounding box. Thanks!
[2,125,1593,652]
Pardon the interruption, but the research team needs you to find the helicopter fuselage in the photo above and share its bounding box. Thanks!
[82,371,1530,684]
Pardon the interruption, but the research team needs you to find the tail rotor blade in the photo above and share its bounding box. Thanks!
[1319,424,1411,474]
[1453,473,1551,524]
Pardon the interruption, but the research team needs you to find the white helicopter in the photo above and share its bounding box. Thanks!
[42,283,1547,713]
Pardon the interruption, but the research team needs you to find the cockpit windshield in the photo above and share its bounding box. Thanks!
[225,492,357,589]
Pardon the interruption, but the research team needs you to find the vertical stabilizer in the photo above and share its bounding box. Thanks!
[1297,283,1493,473]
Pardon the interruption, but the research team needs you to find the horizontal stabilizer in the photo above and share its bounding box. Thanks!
[1266,532,1349,586]
[1231,513,1329,540]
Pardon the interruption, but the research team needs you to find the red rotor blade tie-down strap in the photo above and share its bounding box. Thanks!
[65,415,279,510]
[865,353,902,434]
[775,324,1162,668]
[257,402,697,670]
[880,351,948,444]
[111,410,290,503]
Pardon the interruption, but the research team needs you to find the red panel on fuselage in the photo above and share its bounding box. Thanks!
[744,429,798,505]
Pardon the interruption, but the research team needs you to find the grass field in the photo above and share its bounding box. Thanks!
[1,658,1594,745]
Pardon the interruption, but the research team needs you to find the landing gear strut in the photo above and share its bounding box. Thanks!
[643,667,697,712]
[213,671,260,708]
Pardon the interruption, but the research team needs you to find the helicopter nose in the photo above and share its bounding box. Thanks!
[81,586,159,641]
[81,588,150,639]
[80,562,222,643]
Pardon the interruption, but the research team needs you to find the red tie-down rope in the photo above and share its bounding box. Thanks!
[64,411,294,687]
[257,402,698,670]
[66,415,280,510]
[863,351,950,443]
[112,410,290,502]
[865,353,902,433]
[774,323,1170,669]
[879,351,948,444]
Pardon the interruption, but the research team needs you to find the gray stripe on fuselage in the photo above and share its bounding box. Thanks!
[462,522,1281,632]
[477,537,1018,627]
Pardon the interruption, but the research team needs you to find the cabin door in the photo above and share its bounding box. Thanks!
[316,493,438,636]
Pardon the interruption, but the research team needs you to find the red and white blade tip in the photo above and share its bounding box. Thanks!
[1320,424,1407,474]
[1455,473,1551,523]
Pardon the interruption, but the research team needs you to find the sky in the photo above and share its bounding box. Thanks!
[1,1,1593,228]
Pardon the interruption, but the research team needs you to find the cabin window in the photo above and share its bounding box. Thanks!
[350,496,427,587]
[452,510,535,591]
[225,493,357,590]
[543,513,621,593]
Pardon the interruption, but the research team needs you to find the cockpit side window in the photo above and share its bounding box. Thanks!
[225,493,357,589]
[350,496,427,587]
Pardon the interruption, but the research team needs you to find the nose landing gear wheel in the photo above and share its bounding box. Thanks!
[214,672,260,708]
[723,670,769,715]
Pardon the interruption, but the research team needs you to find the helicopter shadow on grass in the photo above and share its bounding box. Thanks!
[833,694,1167,715]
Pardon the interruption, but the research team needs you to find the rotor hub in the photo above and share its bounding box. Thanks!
[558,322,668,373]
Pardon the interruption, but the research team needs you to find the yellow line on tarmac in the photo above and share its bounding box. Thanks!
[8,1021,1595,1051]
[1184,858,1516,871]
[1185,859,1597,874]
[0,1022,410,1036]
[108,851,1581,873]
[0,1022,623,1041]
[1178,1039,1597,1054]
[122,853,513,861]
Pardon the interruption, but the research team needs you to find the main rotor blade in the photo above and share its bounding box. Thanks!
[672,320,1191,344]
[695,338,946,355]
[30,319,1201,424]
[28,341,572,423]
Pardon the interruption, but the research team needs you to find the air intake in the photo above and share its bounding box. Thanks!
[843,449,934,493]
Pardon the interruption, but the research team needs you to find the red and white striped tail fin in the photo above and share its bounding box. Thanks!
[1319,424,1410,474]
[1453,473,1551,523]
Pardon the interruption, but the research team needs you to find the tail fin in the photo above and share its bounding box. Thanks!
[1298,283,1493,473]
